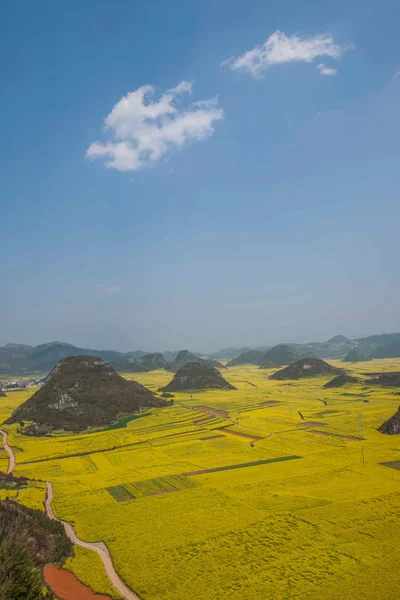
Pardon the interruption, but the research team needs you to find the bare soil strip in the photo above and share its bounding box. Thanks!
[193,416,214,425]
[218,427,264,441]
[298,421,326,428]
[0,429,15,474]
[44,565,111,600]
[44,482,140,600]
[193,406,231,419]
[309,430,364,441]
[380,461,400,470]
[243,380,258,388]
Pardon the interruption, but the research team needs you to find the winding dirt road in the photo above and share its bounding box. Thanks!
[0,428,140,600]
[44,483,140,600]
[0,429,15,474]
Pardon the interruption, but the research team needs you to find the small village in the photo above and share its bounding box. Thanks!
[0,377,45,393]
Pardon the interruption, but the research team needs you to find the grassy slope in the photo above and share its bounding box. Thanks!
[1,360,400,600]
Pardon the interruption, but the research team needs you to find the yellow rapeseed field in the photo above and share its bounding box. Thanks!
[1,360,400,600]
[64,546,123,599]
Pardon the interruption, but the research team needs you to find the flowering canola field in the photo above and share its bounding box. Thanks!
[2,360,400,600]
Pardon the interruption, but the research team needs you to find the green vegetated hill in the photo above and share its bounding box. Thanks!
[0,500,73,599]
[0,341,125,375]
[221,333,400,364]
[6,355,168,432]
[227,345,299,368]
[212,346,254,359]
[111,352,169,373]
[342,348,370,362]
[226,350,266,367]
[371,341,400,359]
[260,345,300,367]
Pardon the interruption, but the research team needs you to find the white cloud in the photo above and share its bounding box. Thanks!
[86,81,224,172]
[96,284,121,294]
[317,63,338,76]
[221,30,352,78]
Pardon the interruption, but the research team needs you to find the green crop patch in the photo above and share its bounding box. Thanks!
[106,474,197,502]
[184,455,302,476]
[125,474,196,498]
[106,485,135,502]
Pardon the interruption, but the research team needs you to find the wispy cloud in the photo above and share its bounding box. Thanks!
[221,30,353,78]
[86,82,224,172]
[316,63,337,76]
[96,284,121,294]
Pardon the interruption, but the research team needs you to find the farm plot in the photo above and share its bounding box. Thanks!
[106,485,135,502]
[106,474,196,501]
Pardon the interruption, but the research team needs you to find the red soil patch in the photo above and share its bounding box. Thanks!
[44,565,111,600]
[298,421,325,427]
[201,435,225,441]
[219,427,264,441]
[196,406,231,419]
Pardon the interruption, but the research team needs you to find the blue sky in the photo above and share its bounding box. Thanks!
[1,0,399,352]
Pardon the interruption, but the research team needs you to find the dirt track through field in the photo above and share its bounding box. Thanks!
[218,427,264,441]
[44,482,140,600]
[309,430,364,441]
[0,429,15,474]
[0,428,140,600]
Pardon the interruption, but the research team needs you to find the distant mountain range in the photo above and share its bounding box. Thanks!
[214,333,400,361]
[0,332,399,375]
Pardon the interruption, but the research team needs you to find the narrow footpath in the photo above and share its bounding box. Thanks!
[0,428,140,600]
[0,429,15,474]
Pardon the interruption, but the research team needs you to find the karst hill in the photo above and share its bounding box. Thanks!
[270,358,343,380]
[342,348,370,362]
[259,345,299,368]
[227,350,266,367]
[324,374,359,388]
[167,350,224,372]
[6,355,168,432]
[366,373,400,387]
[379,406,400,435]
[110,352,169,373]
[227,345,299,368]
[162,362,236,392]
